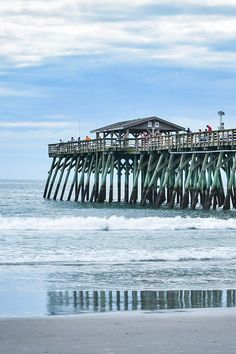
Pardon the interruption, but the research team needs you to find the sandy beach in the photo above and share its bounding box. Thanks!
[0,309,236,354]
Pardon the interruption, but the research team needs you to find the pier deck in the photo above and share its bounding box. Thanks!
[48,129,236,157]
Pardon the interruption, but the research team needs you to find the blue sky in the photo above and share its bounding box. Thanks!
[1,0,236,179]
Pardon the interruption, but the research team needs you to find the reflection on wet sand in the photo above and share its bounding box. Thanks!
[47,289,236,315]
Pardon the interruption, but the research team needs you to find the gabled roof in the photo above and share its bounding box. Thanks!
[90,116,185,133]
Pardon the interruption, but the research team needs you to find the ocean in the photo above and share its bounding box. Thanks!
[0,179,236,316]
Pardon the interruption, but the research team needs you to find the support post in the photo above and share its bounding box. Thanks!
[43,157,56,198]
[155,154,176,208]
[205,152,223,209]
[109,154,115,203]
[75,157,88,201]
[192,154,208,209]
[141,153,154,203]
[129,154,144,204]
[97,153,112,203]
[223,153,236,210]
[169,154,186,208]
[117,157,122,203]
[60,157,75,201]
[82,155,95,202]
[67,157,80,201]
[181,154,196,209]
[53,157,69,200]
[90,154,102,202]
[47,157,63,199]
[124,157,129,203]
[141,153,165,206]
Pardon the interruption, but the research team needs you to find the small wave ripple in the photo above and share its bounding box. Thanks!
[0,247,235,265]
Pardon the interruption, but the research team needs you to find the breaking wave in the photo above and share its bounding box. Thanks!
[0,215,235,231]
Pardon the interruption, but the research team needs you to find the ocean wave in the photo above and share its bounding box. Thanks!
[0,215,235,231]
[0,247,235,265]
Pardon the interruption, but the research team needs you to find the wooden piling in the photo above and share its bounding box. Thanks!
[181,154,196,209]
[98,153,112,203]
[83,155,95,202]
[124,157,129,203]
[67,157,80,201]
[223,153,236,210]
[47,157,63,199]
[75,157,88,201]
[129,154,144,204]
[60,157,75,201]
[53,157,69,200]
[43,157,56,198]
[205,152,223,209]
[109,154,115,203]
[117,157,122,203]
[192,153,208,209]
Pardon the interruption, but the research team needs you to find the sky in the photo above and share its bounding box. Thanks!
[1,0,236,179]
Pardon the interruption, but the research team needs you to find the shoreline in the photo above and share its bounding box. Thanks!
[1,308,236,354]
[0,305,235,318]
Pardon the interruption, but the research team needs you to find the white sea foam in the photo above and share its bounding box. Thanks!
[0,215,235,231]
[0,247,235,265]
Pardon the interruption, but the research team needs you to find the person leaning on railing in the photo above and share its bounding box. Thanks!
[206,125,212,132]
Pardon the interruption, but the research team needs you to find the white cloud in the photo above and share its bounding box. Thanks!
[0,121,89,146]
[0,121,75,128]
[0,1,236,67]
[0,85,43,97]
[1,0,236,13]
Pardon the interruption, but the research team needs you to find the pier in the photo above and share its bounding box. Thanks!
[44,116,236,210]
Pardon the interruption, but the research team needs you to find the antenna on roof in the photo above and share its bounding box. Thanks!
[218,111,225,130]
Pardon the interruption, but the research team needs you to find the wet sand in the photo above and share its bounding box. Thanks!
[0,309,236,354]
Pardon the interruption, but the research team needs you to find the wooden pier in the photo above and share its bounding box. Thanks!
[43,116,236,210]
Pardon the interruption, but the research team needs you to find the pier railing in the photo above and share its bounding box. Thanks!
[48,128,236,157]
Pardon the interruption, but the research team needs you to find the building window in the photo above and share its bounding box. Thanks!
[148,121,152,128]
[155,122,159,128]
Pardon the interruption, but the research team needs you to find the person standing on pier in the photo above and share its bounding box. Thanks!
[187,128,192,135]
[206,125,212,132]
